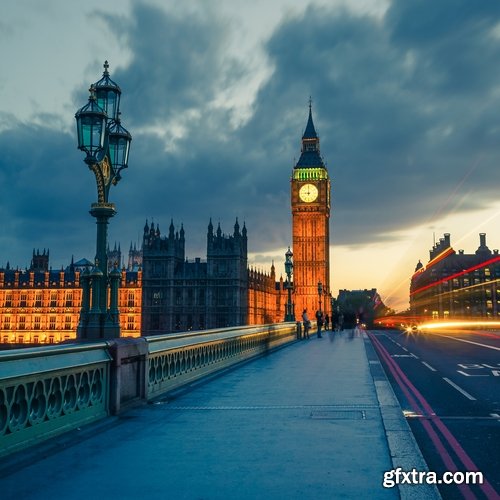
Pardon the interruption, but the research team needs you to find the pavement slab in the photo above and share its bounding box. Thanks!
[0,329,435,499]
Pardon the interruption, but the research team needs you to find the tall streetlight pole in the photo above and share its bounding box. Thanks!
[317,281,323,312]
[284,247,294,321]
[75,61,132,340]
[330,293,335,330]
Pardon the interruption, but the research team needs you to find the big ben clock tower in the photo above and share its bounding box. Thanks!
[291,103,331,317]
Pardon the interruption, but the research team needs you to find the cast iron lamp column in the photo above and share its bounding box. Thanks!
[75,61,132,340]
[284,247,294,321]
[317,281,323,312]
[330,293,335,330]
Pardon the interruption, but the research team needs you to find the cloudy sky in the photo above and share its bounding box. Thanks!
[2,0,500,311]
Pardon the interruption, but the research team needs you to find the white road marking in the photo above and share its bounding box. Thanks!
[385,335,415,356]
[443,377,476,401]
[422,361,437,372]
[457,370,489,377]
[432,334,500,351]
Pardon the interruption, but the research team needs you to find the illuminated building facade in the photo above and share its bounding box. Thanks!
[410,233,500,319]
[0,222,286,344]
[141,219,286,334]
[248,266,287,325]
[291,104,331,317]
[0,250,142,344]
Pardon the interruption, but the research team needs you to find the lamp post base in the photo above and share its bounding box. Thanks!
[284,303,295,322]
[77,202,121,341]
[77,315,120,340]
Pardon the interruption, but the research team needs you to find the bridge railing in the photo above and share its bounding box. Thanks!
[0,322,299,458]
[146,323,297,400]
[0,342,110,458]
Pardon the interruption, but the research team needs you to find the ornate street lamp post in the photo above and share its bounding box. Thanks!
[75,61,132,340]
[284,247,294,321]
[317,281,323,312]
[330,293,335,331]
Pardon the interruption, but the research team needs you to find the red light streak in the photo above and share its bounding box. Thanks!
[410,255,500,296]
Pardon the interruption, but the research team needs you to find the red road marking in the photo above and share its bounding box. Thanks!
[368,332,499,499]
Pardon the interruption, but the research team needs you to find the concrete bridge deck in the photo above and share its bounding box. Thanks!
[0,329,437,499]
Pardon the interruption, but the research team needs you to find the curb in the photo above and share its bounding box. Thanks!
[363,331,442,500]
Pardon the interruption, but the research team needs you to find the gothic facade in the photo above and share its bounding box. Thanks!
[141,219,286,334]
[0,220,286,344]
[248,265,286,325]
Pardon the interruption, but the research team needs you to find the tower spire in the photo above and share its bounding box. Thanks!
[295,100,324,169]
[303,97,318,140]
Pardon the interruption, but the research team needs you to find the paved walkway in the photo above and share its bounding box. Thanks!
[0,329,438,499]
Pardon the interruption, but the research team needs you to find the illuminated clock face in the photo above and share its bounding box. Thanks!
[299,183,318,202]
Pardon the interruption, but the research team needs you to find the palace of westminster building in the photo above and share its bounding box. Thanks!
[0,220,289,344]
[0,106,332,344]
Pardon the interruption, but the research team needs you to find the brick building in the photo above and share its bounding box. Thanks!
[410,233,500,319]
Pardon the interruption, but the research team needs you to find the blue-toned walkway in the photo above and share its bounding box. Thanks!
[0,329,438,499]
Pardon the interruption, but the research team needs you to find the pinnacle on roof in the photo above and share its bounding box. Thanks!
[302,98,318,139]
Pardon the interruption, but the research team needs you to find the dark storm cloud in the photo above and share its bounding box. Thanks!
[0,119,98,267]
[246,2,500,245]
[2,0,500,268]
[97,3,241,127]
[90,3,266,259]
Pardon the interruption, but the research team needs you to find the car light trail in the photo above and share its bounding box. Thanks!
[419,320,500,330]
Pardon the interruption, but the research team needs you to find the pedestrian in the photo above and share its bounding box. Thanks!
[324,313,330,331]
[315,310,323,338]
[302,309,310,339]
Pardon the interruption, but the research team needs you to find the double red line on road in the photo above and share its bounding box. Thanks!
[367,331,499,499]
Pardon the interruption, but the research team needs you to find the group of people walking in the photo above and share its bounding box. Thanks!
[301,308,332,339]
